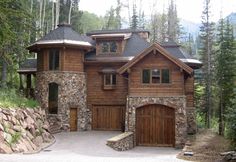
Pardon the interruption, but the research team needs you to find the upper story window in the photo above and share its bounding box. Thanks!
[101,41,118,54]
[49,49,60,70]
[142,69,170,84]
[103,73,116,90]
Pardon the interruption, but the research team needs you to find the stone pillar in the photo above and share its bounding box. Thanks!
[186,107,197,134]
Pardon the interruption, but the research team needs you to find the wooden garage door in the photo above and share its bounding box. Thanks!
[136,104,175,147]
[92,105,125,131]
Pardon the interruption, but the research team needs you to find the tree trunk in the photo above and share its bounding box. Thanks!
[52,1,55,29]
[218,87,224,136]
[55,0,60,26]
[42,0,46,35]
[1,59,7,88]
[68,0,72,24]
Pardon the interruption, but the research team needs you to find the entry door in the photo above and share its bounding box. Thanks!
[136,104,175,147]
[70,108,78,131]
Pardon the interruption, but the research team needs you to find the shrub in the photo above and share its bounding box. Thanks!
[0,88,38,108]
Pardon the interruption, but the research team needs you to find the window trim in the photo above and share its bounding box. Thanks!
[48,49,60,71]
[141,68,171,85]
[103,73,117,90]
[99,41,118,54]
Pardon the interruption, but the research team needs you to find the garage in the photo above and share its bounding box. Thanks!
[92,105,125,131]
[136,104,175,147]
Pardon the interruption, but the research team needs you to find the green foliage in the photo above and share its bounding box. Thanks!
[226,98,236,149]
[11,132,21,145]
[0,89,38,108]
[79,11,104,34]
[130,4,138,29]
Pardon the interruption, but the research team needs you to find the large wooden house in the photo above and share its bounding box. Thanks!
[21,24,202,149]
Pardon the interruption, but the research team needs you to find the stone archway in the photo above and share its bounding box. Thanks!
[125,96,187,148]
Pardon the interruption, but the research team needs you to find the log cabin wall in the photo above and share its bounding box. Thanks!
[128,51,185,97]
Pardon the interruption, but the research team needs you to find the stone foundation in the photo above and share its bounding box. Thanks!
[35,71,90,131]
[126,96,187,148]
[186,108,197,134]
[107,132,134,151]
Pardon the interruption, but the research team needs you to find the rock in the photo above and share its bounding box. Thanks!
[4,132,12,144]
[7,129,16,135]
[32,136,43,147]
[184,151,194,156]
[0,131,4,143]
[42,132,52,142]
[221,151,236,156]
[0,123,4,131]
[26,131,34,140]
[13,125,22,132]
[0,142,13,154]
[42,123,49,130]
[21,138,33,151]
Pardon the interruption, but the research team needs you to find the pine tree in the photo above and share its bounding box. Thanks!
[199,0,215,128]
[131,3,138,29]
[167,0,181,41]
[216,18,236,135]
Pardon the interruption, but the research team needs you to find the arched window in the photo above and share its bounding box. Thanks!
[48,83,58,114]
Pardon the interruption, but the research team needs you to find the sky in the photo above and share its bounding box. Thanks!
[80,0,236,24]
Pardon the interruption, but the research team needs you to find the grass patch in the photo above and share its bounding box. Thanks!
[0,89,38,108]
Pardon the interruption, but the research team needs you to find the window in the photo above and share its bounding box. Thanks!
[103,74,116,89]
[161,69,170,83]
[48,83,58,114]
[142,69,170,84]
[49,49,60,70]
[101,41,117,54]
[142,69,150,83]
[152,69,160,83]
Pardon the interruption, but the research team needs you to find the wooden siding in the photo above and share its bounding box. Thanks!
[185,76,194,107]
[37,48,84,72]
[136,104,175,146]
[63,48,84,72]
[85,63,128,107]
[129,51,185,96]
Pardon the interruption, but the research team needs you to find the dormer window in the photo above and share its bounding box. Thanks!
[101,41,117,54]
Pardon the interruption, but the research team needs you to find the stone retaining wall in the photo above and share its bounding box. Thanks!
[36,71,90,131]
[126,96,187,148]
[107,132,134,151]
[0,107,53,154]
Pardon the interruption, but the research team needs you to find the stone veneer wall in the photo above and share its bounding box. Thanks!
[35,71,90,131]
[126,96,187,148]
[186,107,197,134]
[107,132,134,151]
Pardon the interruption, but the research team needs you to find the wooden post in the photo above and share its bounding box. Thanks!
[26,74,32,98]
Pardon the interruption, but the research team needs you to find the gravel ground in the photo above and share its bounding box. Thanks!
[0,131,187,162]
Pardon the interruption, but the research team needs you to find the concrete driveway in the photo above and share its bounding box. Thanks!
[0,131,187,162]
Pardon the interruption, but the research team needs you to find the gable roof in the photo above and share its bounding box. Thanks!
[118,43,193,75]
[28,24,95,51]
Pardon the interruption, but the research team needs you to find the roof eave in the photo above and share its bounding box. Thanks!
[118,43,194,75]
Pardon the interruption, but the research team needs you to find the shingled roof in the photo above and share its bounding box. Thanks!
[28,24,95,51]
[17,58,37,74]
[86,29,150,36]
[161,40,202,68]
